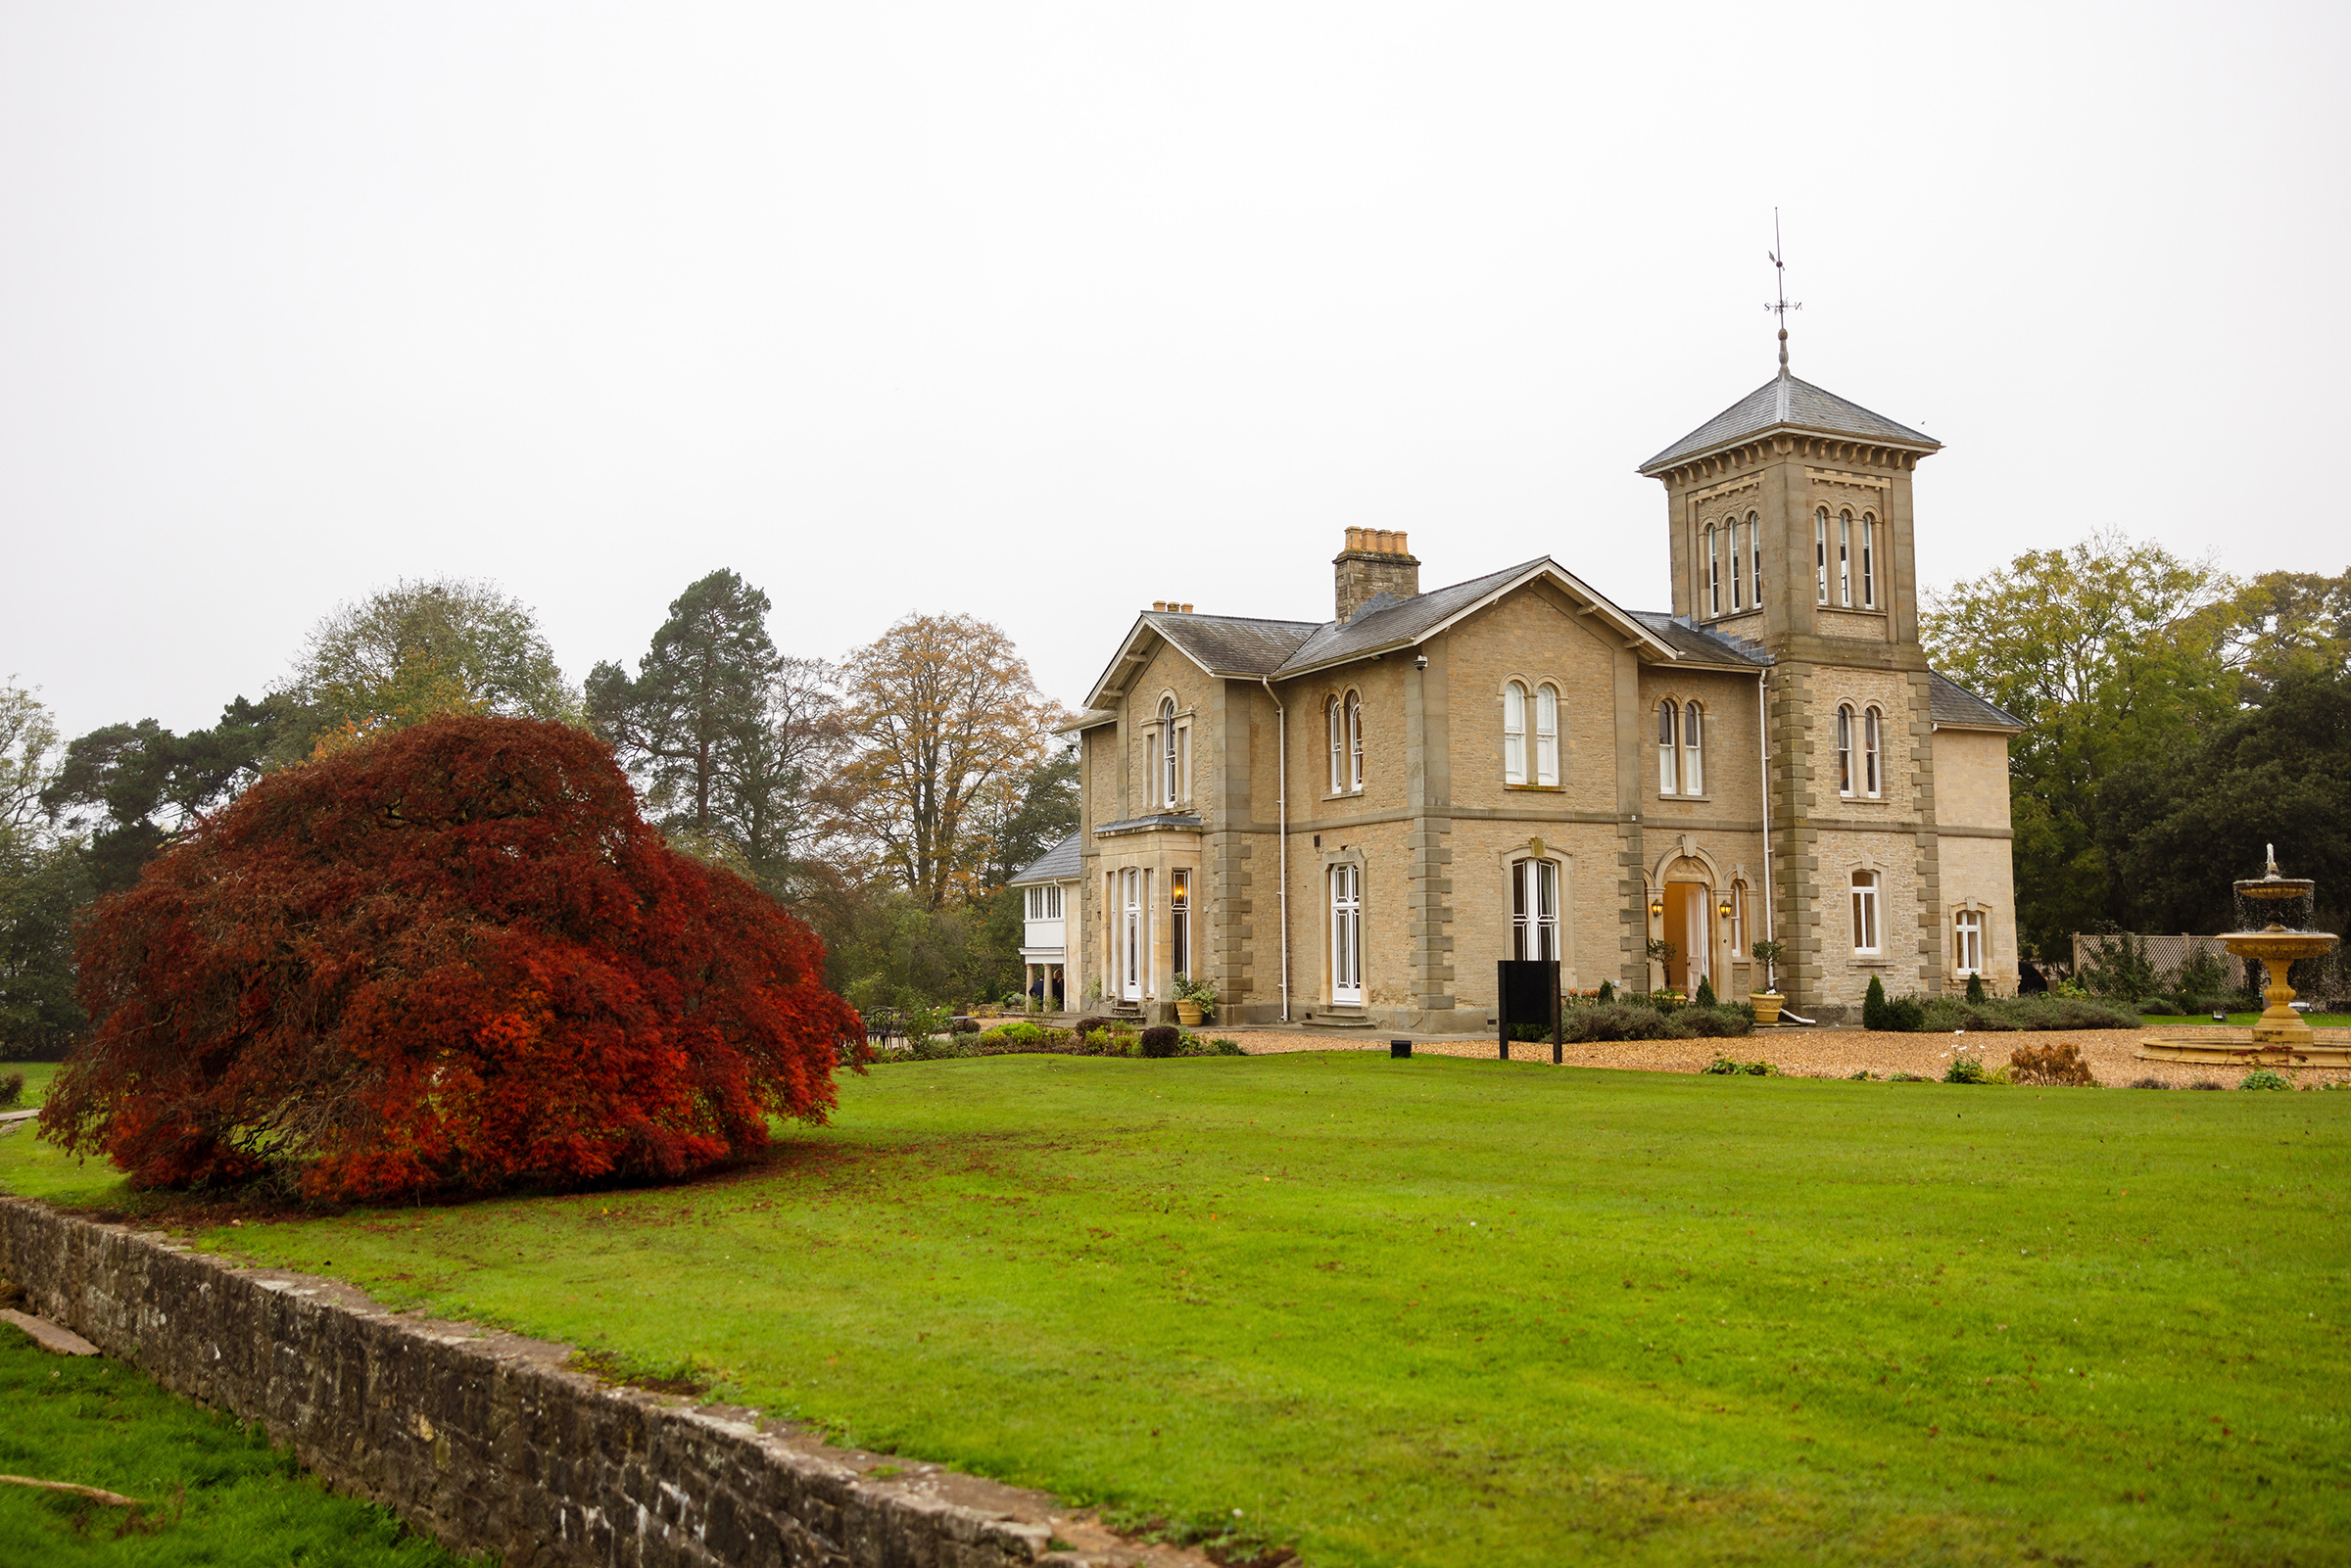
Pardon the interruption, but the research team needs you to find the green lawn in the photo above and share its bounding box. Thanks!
[0,1323,470,1565]
[3,1061,60,1107]
[4,1054,2347,1567]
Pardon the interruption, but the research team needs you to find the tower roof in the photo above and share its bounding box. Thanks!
[1639,371,1938,475]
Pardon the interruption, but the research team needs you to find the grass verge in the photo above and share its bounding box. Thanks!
[0,1323,471,1565]
[4,1053,2347,1566]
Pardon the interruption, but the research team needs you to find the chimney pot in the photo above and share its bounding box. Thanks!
[1151,600,1167,612]
[1180,602,1194,613]
[1332,527,1421,621]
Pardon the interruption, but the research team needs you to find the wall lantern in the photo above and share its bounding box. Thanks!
[1649,896,1664,919]
[1717,897,1734,919]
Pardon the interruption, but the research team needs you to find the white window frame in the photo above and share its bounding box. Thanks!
[1330,863,1364,1004]
[1727,881,1746,957]
[1171,869,1191,980]
[1657,698,1678,795]
[1838,510,1853,606]
[1119,868,1143,1001]
[1705,524,1720,617]
[1815,509,1830,603]
[1534,684,1559,787]
[1503,681,1527,784]
[1851,871,1880,955]
[1159,696,1179,808]
[1682,701,1703,795]
[1863,706,1883,798]
[1345,689,1364,791]
[1728,519,1744,612]
[1836,704,1855,797]
[1861,513,1878,609]
[1748,510,1763,608]
[1511,857,1559,961]
[1325,695,1344,793]
[1953,908,1985,975]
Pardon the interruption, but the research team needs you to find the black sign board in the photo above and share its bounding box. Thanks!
[1497,959,1562,1064]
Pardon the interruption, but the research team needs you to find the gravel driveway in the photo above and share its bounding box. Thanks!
[1223,1024,2351,1087]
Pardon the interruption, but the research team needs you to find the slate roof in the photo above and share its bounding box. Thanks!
[1640,372,1939,473]
[1631,612,1774,668]
[1269,559,1548,677]
[1008,830,1081,885]
[1144,612,1319,677]
[1928,671,2025,731]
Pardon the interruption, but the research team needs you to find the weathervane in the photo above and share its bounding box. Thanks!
[1765,208,1800,376]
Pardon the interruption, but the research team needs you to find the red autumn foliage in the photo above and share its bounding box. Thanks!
[41,715,864,1204]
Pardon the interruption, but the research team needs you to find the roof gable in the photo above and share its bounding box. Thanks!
[1080,611,1319,711]
[1270,558,1679,679]
[1641,372,1938,474]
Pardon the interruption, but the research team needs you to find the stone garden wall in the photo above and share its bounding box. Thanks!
[0,1196,1104,1568]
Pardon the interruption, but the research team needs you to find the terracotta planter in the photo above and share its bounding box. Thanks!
[1750,991,1784,1027]
[1176,1000,1204,1027]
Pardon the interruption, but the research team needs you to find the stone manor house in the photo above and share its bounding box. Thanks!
[1011,356,2024,1030]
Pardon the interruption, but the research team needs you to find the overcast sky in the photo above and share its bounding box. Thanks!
[4,2,2345,741]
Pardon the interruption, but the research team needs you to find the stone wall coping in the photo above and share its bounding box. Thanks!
[0,1195,1213,1568]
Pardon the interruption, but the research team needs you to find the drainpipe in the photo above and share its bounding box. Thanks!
[1757,667,1777,991]
[1261,674,1291,1022]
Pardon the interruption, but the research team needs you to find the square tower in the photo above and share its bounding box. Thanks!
[1640,365,1960,1018]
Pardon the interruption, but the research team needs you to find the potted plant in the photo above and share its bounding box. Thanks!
[1171,973,1216,1027]
[1749,940,1786,1026]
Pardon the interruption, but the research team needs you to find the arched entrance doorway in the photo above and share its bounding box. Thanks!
[1660,859,1714,995]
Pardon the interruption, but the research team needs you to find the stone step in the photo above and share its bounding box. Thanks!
[1,1309,98,1356]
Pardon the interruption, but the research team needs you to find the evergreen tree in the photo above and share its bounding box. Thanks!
[1862,974,1891,1030]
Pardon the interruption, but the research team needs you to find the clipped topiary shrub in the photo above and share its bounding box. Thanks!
[1694,974,1717,1009]
[1863,974,1891,1030]
[1139,1024,1181,1058]
[1596,979,1616,1004]
[1965,971,1989,1005]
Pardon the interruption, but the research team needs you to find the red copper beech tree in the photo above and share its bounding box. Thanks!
[42,715,863,1203]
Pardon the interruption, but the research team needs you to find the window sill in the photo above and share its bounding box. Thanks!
[1505,782,1565,792]
[1323,789,1365,802]
[1656,792,1713,803]
[1837,794,1891,806]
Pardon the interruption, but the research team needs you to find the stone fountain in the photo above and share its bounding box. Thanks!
[2139,847,2346,1069]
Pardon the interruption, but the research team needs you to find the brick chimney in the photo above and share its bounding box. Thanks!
[1332,529,1419,622]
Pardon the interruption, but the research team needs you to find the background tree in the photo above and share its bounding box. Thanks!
[829,613,1071,909]
[274,577,578,760]
[42,715,863,1202]
[2094,666,2351,945]
[41,698,282,894]
[1923,530,2237,958]
[2198,567,2351,701]
[975,740,1080,889]
[588,571,837,892]
[0,681,88,1055]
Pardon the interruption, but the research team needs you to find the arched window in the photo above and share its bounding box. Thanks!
[1503,682,1527,784]
[1838,510,1854,606]
[1345,689,1364,791]
[1511,858,1559,961]
[1860,512,1878,609]
[1727,879,1747,957]
[1850,871,1880,954]
[1836,704,1855,796]
[1534,684,1559,786]
[1325,695,1344,793]
[1747,510,1763,607]
[1953,909,1985,975]
[1727,518,1744,612]
[1814,509,1830,603]
[1656,699,1679,794]
[1329,863,1363,1003]
[1159,696,1178,808]
[1687,702,1706,794]
[1704,524,1720,616]
[1863,705,1883,797]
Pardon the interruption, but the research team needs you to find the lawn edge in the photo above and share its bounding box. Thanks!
[0,1194,1211,1568]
